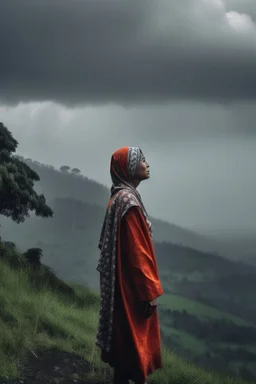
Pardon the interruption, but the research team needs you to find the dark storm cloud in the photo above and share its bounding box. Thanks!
[1,0,256,105]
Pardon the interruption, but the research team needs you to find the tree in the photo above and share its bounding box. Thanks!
[3,241,16,249]
[60,165,70,172]
[0,122,53,223]
[23,247,42,267]
[71,168,81,175]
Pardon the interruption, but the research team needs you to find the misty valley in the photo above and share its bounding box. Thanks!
[1,156,256,382]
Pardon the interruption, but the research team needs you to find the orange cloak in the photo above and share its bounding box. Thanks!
[101,206,164,383]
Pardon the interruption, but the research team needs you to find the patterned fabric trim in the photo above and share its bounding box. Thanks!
[127,147,143,177]
[95,187,152,351]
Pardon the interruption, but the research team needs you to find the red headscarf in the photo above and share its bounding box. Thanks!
[110,146,144,196]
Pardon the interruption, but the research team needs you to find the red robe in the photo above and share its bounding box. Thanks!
[101,206,164,383]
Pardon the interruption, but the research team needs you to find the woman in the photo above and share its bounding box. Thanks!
[96,147,164,384]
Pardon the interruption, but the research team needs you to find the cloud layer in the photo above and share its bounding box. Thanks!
[1,0,256,105]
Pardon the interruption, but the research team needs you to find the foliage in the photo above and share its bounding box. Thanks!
[23,247,43,267]
[71,168,81,174]
[60,165,70,172]
[0,122,53,223]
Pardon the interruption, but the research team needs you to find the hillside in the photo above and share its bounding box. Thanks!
[155,241,256,325]
[150,217,223,256]
[0,241,251,384]
[158,292,256,377]
[20,157,255,263]
[1,196,255,294]
[158,293,249,326]
[1,192,256,326]
[11,157,226,255]
[19,157,110,207]
[212,237,256,266]
[1,196,256,379]
[0,197,104,288]
[1,156,256,380]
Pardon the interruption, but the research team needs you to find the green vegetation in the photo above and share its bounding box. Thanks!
[0,122,53,223]
[158,293,249,326]
[0,243,250,384]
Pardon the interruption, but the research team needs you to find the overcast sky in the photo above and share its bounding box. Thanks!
[1,0,256,236]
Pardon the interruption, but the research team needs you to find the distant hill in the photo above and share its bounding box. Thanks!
[150,216,225,256]
[4,156,253,266]
[210,236,256,266]
[155,241,256,278]
[20,157,110,206]
[6,157,226,256]
[1,156,255,296]
[0,198,105,288]
[243,254,256,267]
[0,195,250,287]
[1,194,256,325]
[154,241,256,325]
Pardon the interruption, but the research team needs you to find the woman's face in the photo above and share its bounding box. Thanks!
[134,155,150,181]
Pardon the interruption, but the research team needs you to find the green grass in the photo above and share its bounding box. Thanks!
[158,293,249,326]
[0,258,105,380]
[0,248,251,384]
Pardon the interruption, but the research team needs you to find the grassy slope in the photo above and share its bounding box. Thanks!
[0,254,250,384]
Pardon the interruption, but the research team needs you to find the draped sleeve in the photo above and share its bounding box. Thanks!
[120,206,164,302]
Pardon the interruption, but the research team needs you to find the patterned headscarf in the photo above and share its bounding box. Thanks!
[110,146,143,194]
[95,147,152,352]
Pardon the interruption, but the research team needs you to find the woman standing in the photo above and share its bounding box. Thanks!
[96,147,164,384]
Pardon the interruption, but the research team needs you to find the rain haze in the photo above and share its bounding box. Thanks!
[2,2,256,381]
[1,0,256,237]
